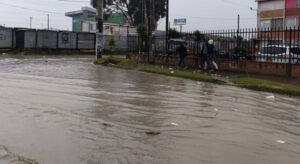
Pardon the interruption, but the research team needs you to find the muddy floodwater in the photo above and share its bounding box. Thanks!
[0,55,299,164]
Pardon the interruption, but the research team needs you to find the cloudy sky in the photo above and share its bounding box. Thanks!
[0,0,257,31]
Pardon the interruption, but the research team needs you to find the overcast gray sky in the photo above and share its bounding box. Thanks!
[0,0,257,31]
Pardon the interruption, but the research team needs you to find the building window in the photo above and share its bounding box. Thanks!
[297,0,300,7]
[261,20,271,29]
[271,18,283,29]
[285,18,298,28]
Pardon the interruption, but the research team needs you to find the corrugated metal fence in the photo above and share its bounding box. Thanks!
[0,28,96,50]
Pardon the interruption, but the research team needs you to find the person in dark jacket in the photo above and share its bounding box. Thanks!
[177,43,188,69]
[207,39,218,72]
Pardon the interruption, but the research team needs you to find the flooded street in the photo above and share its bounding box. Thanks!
[0,55,299,164]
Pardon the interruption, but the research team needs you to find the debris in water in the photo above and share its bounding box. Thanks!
[102,123,112,127]
[169,67,173,70]
[276,140,286,144]
[146,131,161,135]
[214,108,219,116]
[171,123,179,126]
[170,71,175,74]
[233,109,238,112]
[266,95,275,100]
[1,53,7,55]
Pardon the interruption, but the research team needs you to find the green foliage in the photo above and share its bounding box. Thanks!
[193,30,204,42]
[168,28,181,39]
[109,36,116,50]
[140,65,225,84]
[95,57,137,70]
[231,78,300,96]
[136,24,148,37]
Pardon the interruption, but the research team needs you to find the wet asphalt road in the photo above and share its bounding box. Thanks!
[0,55,299,164]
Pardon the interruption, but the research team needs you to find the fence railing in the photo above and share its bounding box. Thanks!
[0,28,130,51]
[128,27,300,65]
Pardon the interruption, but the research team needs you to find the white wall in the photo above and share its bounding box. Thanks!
[258,0,284,11]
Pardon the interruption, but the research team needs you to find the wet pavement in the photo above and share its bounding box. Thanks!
[0,55,299,164]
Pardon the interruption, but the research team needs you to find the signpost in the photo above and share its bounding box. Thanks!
[174,18,187,33]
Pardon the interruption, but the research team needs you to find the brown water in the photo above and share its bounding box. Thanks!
[0,55,299,164]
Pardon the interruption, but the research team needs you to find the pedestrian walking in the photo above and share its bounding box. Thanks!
[199,38,209,71]
[177,43,188,69]
[207,39,218,72]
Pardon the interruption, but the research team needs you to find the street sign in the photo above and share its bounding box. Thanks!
[174,18,187,25]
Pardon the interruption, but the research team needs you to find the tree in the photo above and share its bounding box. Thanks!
[169,28,181,39]
[91,0,167,28]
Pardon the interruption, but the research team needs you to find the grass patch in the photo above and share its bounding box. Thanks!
[231,78,300,96]
[95,57,137,70]
[140,65,225,84]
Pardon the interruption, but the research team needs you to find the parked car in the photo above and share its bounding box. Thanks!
[256,45,300,64]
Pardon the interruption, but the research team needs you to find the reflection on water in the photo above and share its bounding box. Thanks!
[0,55,299,164]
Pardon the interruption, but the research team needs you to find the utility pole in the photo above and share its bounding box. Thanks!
[148,0,155,62]
[47,14,50,30]
[29,17,32,28]
[166,0,169,53]
[96,0,104,60]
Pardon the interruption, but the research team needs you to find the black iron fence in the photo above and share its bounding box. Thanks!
[128,27,300,65]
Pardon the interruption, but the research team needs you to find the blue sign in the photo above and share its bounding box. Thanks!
[174,18,187,25]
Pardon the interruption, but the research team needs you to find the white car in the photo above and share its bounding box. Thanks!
[256,45,300,64]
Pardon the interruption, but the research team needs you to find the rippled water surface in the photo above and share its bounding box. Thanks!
[0,55,299,164]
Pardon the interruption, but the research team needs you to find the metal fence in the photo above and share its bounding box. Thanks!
[128,27,300,65]
[0,28,132,51]
[0,28,98,50]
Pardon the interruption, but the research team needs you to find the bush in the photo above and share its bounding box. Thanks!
[109,37,116,50]
[136,24,148,37]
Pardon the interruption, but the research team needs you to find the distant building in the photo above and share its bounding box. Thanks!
[256,0,300,29]
[65,7,97,32]
[65,7,135,35]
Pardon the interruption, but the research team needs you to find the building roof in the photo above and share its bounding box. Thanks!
[65,7,96,17]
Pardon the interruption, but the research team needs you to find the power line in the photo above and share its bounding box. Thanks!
[0,2,65,14]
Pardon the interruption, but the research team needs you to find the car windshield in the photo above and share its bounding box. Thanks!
[260,47,286,54]
[290,47,300,55]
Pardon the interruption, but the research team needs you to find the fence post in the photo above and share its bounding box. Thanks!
[35,30,38,50]
[76,33,79,49]
[287,27,292,77]
[56,31,59,50]
[11,28,14,49]
[94,33,96,49]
